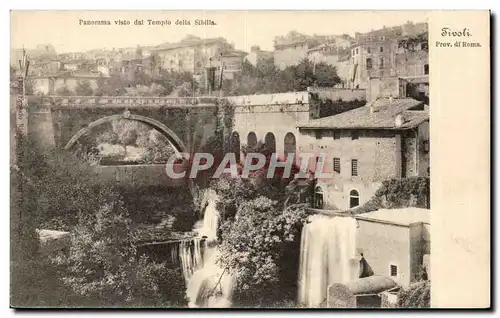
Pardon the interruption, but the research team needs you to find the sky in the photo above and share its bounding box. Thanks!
[11,11,429,53]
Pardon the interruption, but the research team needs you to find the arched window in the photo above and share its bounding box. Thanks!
[314,186,324,209]
[349,189,360,208]
[230,131,241,163]
[247,132,257,150]
[284,132,296,159]
[264,132,276,153]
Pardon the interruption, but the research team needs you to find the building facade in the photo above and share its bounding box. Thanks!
[31,70,106,95]
[153,35,234,75]
[298,97,430,211]
[342,22,428,91]
[245,45,273,67]
[355,208,430,288]
[274,32,353,70]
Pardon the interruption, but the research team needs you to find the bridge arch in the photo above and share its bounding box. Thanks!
[64,113,188,154]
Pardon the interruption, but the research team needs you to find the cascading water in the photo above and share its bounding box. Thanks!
[179,189,235,308]
[298,214,358,307]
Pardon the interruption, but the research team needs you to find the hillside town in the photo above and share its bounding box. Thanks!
[11,21,428,101]
[11,19,430,309]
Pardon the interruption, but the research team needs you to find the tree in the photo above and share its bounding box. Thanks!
[74,80,94,96]
[51,197,188,307]
[94,74,128,96]
[397,280,430,308]
[55,86,73,96]
[208,153,313,306]
[218,197,309,306]
[112,120,139,157]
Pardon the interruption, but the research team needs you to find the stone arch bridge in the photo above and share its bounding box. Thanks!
[21,90,366,187]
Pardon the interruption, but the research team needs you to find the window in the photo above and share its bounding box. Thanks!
[351,131,359,140]
[424,64,429,75]
[366,58,373,70]
[351,159,358,176]
[315,130,323,140]
[332,158,340,174]
[380,46,384,53]
[349,189,360,208]
[380,57,384,69]
[355,48,359,55]
[367,47,371,54]
[423,140,430,153]
[314,186,324,209]
[333,131,341,140]
[390,264,398,277]
[379,36,385,41]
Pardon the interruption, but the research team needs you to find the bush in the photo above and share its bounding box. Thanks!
[51,197,188,307]
[218,199,308,306]
[397,280,430,308]
[349,177,430,215]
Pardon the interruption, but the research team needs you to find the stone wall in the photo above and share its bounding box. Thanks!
[228,92,310,157]
[355,219,411,287]
[298,128,400,210]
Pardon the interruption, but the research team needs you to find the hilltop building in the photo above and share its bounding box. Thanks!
[273,31,354,70]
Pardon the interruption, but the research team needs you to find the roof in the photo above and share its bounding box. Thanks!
[154,37,227,51]
[400,75,429,85]
[31,70,107,79]
[355,207,430,226]
[298,98,428,130]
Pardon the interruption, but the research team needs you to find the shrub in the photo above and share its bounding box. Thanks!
[397,280,430,308]
[52,197,188,307]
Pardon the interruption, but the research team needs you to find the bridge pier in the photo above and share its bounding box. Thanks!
[27,105,56,151]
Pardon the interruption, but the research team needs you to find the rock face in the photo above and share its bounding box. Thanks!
[37,229,70,255]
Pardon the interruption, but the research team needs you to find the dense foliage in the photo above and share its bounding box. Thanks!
[349,176,430,215]
[51,198,187,307]
[221,59,341,96]
[397,280,430,308]
[94,119,176,164]
[207,144,314,306]
[11,135,189,307]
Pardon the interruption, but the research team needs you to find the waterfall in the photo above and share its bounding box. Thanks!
[179,189,235,308]
[298,214,358,307]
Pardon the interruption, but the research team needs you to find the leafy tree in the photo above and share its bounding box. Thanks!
[222,58,341,96]
[51,197,188,307]
[112,120,139,157]
[218,197,309,306]
[55,86,73,96]
[94,74,128,96]
[96,130,119,145]
[124,83,167,97]
[74,80,94,96]
[397,280,430,308]
[208,147,313,306]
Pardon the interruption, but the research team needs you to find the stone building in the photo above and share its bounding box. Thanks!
[354,208,430,288]
[226,88,367,163]
[307,43,342,66]
[211,50,248,80]
[31,70,106,95]
[273,32,353,70]
[297,97,430,211]
[244,45,273,67]
[344,22,428,91]
[153,35,234,75]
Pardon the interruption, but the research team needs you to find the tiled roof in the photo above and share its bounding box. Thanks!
[298,97,428,130]
[154,37,226,51]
